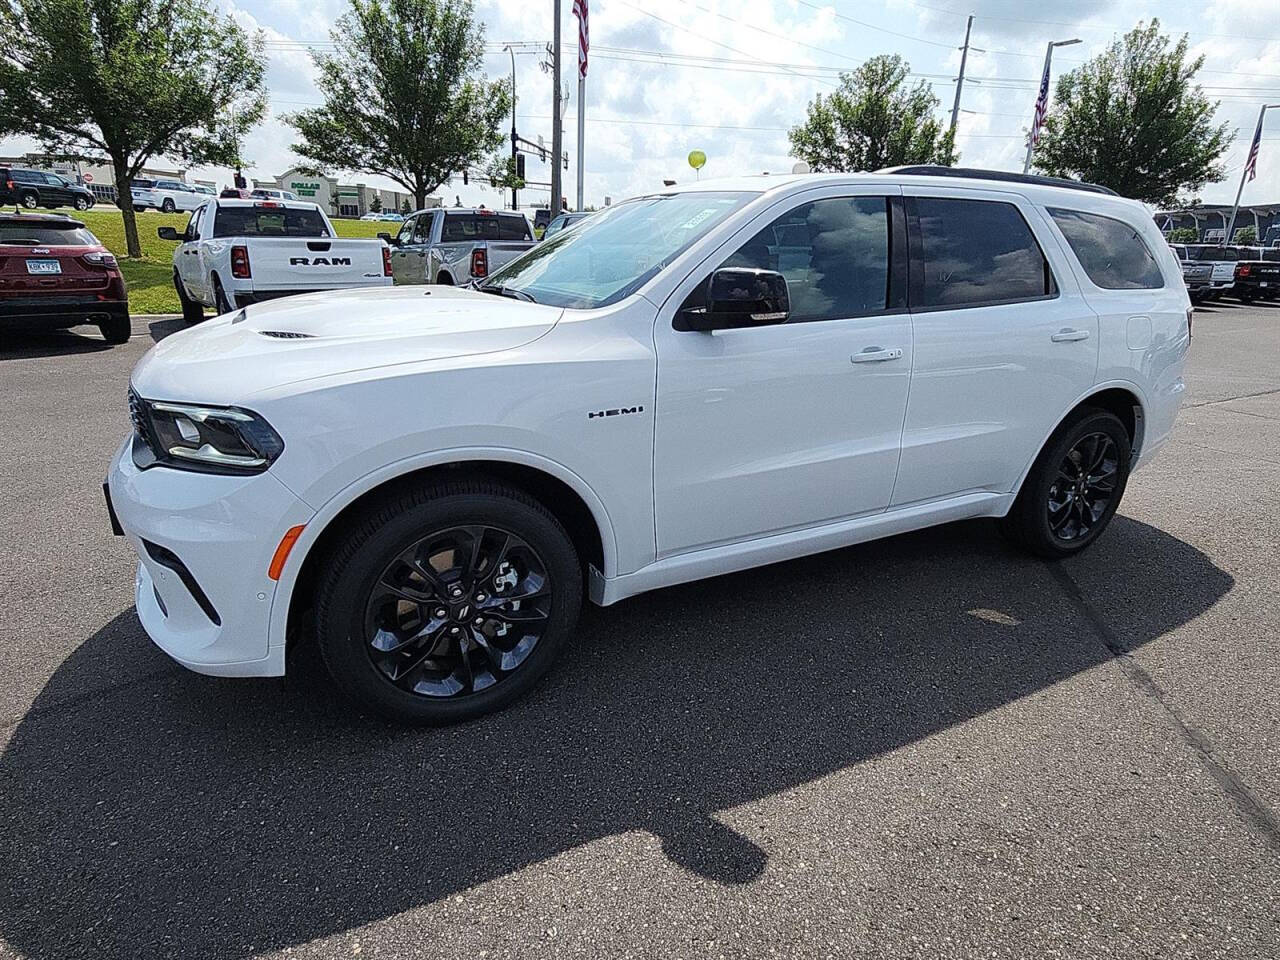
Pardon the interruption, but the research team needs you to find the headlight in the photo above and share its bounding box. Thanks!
[129,389,284,474]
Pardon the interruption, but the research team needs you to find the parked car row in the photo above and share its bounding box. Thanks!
[1171,242,1280,303]
[1,166,96,211]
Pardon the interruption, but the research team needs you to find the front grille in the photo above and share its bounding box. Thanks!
[128,388,147,437]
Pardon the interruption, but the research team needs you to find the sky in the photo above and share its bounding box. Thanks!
[5,0,1280,210]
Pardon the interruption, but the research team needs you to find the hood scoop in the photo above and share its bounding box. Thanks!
[259,330,315,340]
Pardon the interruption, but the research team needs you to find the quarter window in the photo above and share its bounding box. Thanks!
[1049,208,1165,290]
[910,197,1055,308]
[719,196,891,322]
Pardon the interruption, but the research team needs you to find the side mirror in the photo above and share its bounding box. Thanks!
[677,268,790,332]
[377,232,394,244]
[157,226,180,241]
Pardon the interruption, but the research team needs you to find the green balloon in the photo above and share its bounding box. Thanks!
[688,150,706,171]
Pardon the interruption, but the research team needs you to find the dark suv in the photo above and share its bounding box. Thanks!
[0,167,96,211]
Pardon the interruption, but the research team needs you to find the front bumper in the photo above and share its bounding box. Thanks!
[107,434,314,676]
[1,297,127,329]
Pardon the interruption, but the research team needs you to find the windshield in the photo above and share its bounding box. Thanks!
[481,191,756,308]
[1185,246,1239,261]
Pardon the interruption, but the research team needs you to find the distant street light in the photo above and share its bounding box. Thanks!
[1023,38,1081,174]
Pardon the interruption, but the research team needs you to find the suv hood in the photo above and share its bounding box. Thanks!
[131,286,563,404]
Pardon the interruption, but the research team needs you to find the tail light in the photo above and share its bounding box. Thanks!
[5,180,13,190]
[382,244,392,277]
[230,244,251,279]
[82,251,118,269]
[471,248,487,279]
[1237,264,1251,277]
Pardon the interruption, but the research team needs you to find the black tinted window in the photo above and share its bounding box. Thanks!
[1049,208,1164,289]
[912,198,1054,308]
[0,224,98,245]
[212,206,330,237]
[721,196,890,321]
[443,213,532,241]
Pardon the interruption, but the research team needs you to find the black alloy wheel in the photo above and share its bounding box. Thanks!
[1046,432,1118,543]
[364,525,552,699]
[316,479,582,724]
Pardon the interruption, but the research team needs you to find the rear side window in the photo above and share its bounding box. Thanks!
[720,196,892,321]
[0,223,98,245]
[1049,208,1164,290]
[910,197,1055,308]
[212,206,330,238]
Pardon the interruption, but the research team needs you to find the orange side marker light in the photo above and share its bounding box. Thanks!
[268,525,306,581]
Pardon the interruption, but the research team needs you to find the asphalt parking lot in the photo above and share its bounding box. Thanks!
[1,304,1278,959]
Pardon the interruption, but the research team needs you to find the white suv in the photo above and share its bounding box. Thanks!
[131,177,203,213]
[107,168,1190,724]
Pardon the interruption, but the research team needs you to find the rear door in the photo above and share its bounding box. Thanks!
[893,189,1099,507]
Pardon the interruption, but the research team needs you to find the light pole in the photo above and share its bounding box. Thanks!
[1023,37,1080,174]
[1225,102,1280,245]
[503,44,518,210]
[550,0,563,216]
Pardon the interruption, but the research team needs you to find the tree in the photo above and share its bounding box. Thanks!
[1233,225,1258,244]
[788,55,956,172]
[401,199,412,215]
[288,0,511,211]
[0,0,266,258]
[370,194,383,213]
[1167,226,1198,243]
[1034,21,1230,207]
[484,155,525,197]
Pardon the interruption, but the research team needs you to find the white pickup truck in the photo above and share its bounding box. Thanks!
[159,198,392,321]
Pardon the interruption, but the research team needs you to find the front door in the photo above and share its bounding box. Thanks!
[176,205,207,302]
[653,188,912,557]
[389,215,420,284]
[891,190,1100,506]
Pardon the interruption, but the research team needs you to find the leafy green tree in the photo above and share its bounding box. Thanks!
[1034,21,1230,207]
[0,0,266,258]
[401,198,412,215]
[1233,225,1258,244]
[288,0,511,211]
[370,194,383,213]
[1167,226,1198,243]
[789,55,956,172]
[484,155,525,196]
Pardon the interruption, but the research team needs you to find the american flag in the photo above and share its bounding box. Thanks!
[1244,121,1262,182]
[573,0,589,79]
[1029,56,1052,150]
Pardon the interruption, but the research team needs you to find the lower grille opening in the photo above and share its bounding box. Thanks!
[142,540,222,626]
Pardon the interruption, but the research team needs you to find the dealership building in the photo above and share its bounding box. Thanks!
[1155,202,1280,244]
[256,168,433,218]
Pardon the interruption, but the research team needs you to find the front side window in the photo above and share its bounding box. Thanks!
[185,206,204,241]
[396,216,417,245]
[1049,208,1164,290]
[413,213,433,243]
[480,191,755,308]
[911,197,1055,308]
[718,196,891,322]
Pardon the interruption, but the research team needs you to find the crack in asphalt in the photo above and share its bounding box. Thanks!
[1184,386,1280,409]
[1047,563,1280,854]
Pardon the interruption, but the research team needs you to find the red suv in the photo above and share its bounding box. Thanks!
[0,213,129,343]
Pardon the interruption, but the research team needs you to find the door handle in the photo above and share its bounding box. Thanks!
[851,347,903,363]
[1051,328,1090,342]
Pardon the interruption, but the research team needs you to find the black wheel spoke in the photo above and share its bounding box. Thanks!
[363,523,551,700]
[1046,431,1121,544]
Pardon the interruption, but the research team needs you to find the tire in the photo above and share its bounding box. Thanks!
[315,478,583,724]
[174,271,204,324]
[212,277,234,315]
[19,191,37,209]
[161,198,175,213]
[99,313,131,344]
[73,197,89,211]
[134,205,147,213]
[1001,408,1132,560]
[436,272,454,285]
[1240,295,1254,305]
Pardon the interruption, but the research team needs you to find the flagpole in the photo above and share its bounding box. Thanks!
[576,75,585,210]
[1225,103,1275,245]
[1023,37,1080,175]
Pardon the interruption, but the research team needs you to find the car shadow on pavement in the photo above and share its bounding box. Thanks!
[0,517,1232,959]
[147,317,187,342]
[0,327,116,360]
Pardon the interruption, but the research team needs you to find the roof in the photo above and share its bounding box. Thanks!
[0,212,85,227]
[407,207,528,216]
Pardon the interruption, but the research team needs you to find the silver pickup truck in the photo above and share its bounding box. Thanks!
[384,208,535,285]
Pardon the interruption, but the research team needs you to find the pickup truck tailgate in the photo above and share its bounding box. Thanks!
[243,238,387,291]
[486,242,535,272]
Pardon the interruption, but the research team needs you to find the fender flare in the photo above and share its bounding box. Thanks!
[265,446,620,651]
[1009,379,1149,497]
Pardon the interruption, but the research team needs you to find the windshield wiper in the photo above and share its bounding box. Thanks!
[481,284,537,303]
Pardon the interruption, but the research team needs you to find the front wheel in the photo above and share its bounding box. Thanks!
[1001,408,1132,559]
[161,198,175,213]
[315,479,583,724]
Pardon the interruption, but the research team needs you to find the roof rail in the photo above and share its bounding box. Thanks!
[880,165,1119,197]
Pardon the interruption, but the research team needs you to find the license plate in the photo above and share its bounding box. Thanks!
[26,259,61,275]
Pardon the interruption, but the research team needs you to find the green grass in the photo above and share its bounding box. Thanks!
[49,206,392,314]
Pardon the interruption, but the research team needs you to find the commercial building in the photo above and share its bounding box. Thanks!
[257,168,432,218]
[1155,202,1280,244]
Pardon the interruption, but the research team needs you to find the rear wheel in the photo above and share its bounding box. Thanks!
[1001,408,1132,559]
[212,277,234,315]
[99,313,131,344]
[435,272,454,285]
[73,197,89,211]
[315,479,583,724]
[19,191,37,209]
[174,271,204,324]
